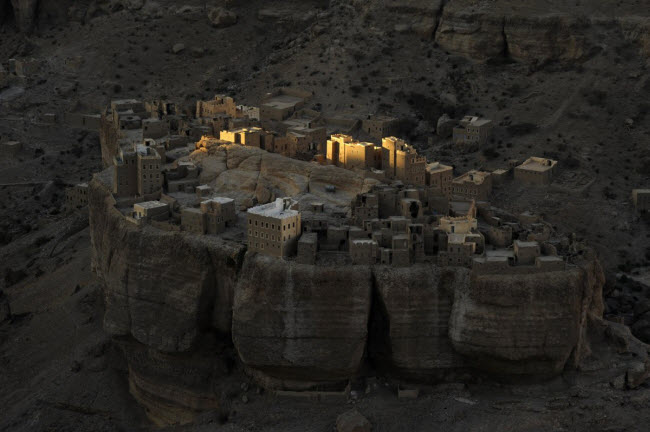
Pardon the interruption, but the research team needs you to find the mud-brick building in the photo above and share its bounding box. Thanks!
[65,183,89,210]
[452,170,492,201]
[381,137,427,186]
[632,189,649,213]
[453,116,493,146]
[425,162,454,198]
[112,144,163,198]
[514,157,558,185]
[247,198,301,258]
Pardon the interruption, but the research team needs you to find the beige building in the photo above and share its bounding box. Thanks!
[200,197,237,234]
[514,157,558,185]
[452,170,492,200]
[134,201,169,221]
[1,141,22,157]
[326,134,382,170]
[382,137,426,186]
[362,115,399,140]
[113,144,163,198]
[260,88,311,124]
[220,127,266,148]
[247,198,301,258]
[180,197,236,235]
[196,95,244,119]
[513,240,541,265]
[65,183,89,210]
[350,239,379,265]
[632,189,650,212]
[453,116,493,146]
[425,162,453,198]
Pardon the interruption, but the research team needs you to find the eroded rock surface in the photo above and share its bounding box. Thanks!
[232,255,372,390]
[449,258,605,375]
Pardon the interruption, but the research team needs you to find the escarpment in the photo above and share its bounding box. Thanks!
[432,1,650,63]
[89,159,608,423]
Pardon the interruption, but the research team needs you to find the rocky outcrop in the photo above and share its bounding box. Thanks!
[88,149,612,423]
[191,145,376,210]
[207,7,237,29]
[9,0,38,32]
[449,258,605,376]
[434,2,650,63]
[89,174,245,351]
[232,255,372,390]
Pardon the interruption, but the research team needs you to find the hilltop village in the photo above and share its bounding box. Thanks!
[60,89,640,271]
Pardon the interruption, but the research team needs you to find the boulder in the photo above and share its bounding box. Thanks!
[336,409,371,432]
[125,0,144,10]
[172,43,185,54]
[436,114,456,138]
[208,7,237,28]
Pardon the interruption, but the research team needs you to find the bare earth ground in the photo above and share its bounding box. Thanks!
[1,0,650,430]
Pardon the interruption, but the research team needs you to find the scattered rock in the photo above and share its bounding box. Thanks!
[190,47,205,58]
[141,1,163,18]
[172,43,185,54]
[208,7,237,28]
[241,394,249,404]
[412,18,436,38]
[626,361,650,389]
[125,0,144,10]
[336,409,371,432]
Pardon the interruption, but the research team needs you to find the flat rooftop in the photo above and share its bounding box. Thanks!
[203,197,234,204]
[248,199,299,218]
[518,157,557,172]
[427,162,453,173]
[135,201,168,209]
[453,170,490,185]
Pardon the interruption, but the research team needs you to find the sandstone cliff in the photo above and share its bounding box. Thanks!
[449,259,604,376]
[232,255,372,390]
[88,150,611,423]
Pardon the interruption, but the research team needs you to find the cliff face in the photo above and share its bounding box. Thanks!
[88,158,607,423]
[433,2,650,63]
[232,255,372,389]
[372,265,469,379]
[89,179,245,352]
[449,260,604,376]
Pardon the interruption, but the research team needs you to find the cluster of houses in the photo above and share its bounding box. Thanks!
[59,91,648,266]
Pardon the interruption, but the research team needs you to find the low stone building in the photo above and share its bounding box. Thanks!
[452,170,492,200]
[134,201,169,221]
[65,183,89,210]
[513,240,541,265]
[425,162,453,198]
[0,141,22,157]
[514,157,558,185]
[350,239,378,265]
[247,198,301,258]
[297,232,318,265]
[453,116,493,146]
[361,114,399,140]
[632,189,650,213]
